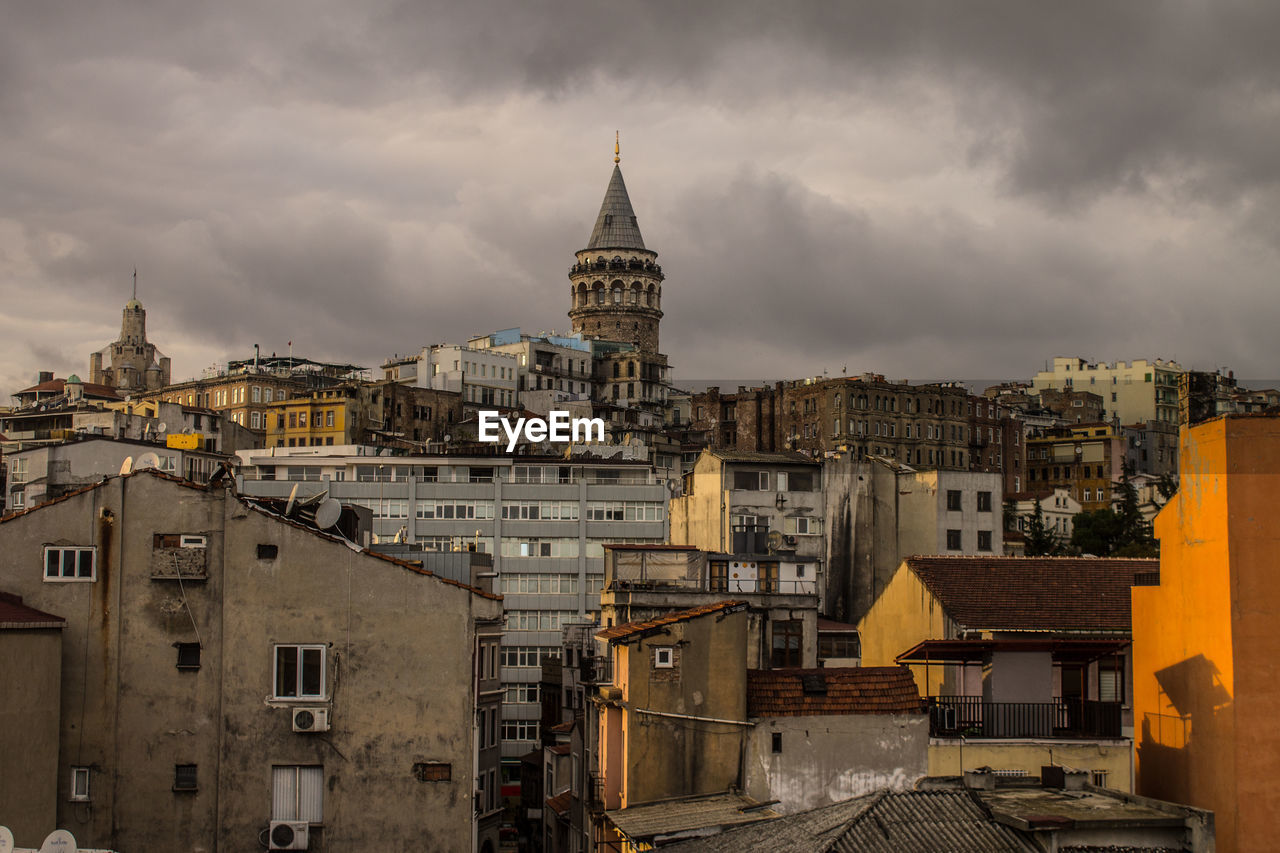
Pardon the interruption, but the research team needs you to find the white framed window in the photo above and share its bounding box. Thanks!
[11,491,25,510]
[795,517,819,535]
[44,546,96,582]
[252,386,261,403]
[273,765,323,823]
[9,457,27,484]
[179,534,207,549]
[264,388,274,403]
[70,766,90,802]
[654,647,674,668]
[251,411,261,429]
[273,645,326,699]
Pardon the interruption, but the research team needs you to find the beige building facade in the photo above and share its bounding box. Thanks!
[0,470,502,851]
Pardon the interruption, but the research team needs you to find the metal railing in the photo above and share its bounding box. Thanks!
[927,696,1122,739]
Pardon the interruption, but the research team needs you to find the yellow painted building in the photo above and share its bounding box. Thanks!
[264,394,355,448]
[1025,423,1123,512]
[1133,414,1280,852]
[859,556,1154,789]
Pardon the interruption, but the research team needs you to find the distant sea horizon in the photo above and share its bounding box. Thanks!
[673,377,1280,394]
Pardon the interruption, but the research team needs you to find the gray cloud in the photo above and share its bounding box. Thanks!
[2,1,1279,400]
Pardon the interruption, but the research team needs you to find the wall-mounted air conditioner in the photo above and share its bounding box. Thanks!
[269,820,309,850]
[292,707,330,733]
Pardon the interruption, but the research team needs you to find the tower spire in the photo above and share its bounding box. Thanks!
[132,268,137,301]
[614,131,620,164]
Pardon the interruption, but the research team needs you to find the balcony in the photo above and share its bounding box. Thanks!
[926,696,1122,739]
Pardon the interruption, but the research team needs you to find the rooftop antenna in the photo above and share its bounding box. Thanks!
[614,131,620,164]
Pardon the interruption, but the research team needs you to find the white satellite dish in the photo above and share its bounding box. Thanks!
[314,499,342,530]
[39,829,78,853]
[136,452,161,470]
[0,824,14,853]
[285,484,300,516]
[119,456,134,475]
[157,422,168,434]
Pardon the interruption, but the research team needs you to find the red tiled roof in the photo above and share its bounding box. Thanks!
[0,592,65,629]
[905,556,1156,632]
[747,667,922,717]
[546,790,572,817]
[816,617,859,634]
[16,378,121,400]
[548,744,572,755]
[548,720,575,734]
[596,600,747,642]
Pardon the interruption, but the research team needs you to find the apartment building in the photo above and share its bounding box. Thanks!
[235,447,669,758]
[1032,357,1183,426]
[0,469,502,851]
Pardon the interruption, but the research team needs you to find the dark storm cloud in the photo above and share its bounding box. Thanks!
[2,1,1279,397]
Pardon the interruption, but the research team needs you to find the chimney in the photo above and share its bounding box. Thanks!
[38,371,53,384]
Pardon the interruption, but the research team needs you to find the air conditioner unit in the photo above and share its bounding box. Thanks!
[292,707,330,733]
[269,820,309,850]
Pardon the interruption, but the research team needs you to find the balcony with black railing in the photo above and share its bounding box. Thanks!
[926,696,1123,739]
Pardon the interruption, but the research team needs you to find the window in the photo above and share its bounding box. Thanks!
[1098,656,1125,703]
[274,645,326,699]
[771,620,803,668]
[977,530,993,552]
[819,635,861,659]
[173,764,198,792]
[501,720,540,742]
[257,544,279,559]
[44,546,96,581]
[946,490,962,511]
[946,529,962,551]
[771,732,783,754]
[1091,769,1109,788]
[176,642,201,670]
[504,684,540,704]
[732,471,769,491]
[795,517,819,535]
[71,766,90,802]
[273,766,324,822]
[654,647,674,668]
[977,491,992,512]
[326,410,334,428]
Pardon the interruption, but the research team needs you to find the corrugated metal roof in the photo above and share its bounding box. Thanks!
[586,165,646,250]
[661,790,1036,852]
[606,791,779,841]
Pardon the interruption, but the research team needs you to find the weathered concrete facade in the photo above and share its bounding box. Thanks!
[0,595,63,847]
[0,470,501,851]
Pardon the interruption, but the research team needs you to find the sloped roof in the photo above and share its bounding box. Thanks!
[547,790,573,817]
[0,592,65,629]
[747,667,922,717]
[586,165,646,250]
[905,556,1155,632]
[606,791,779,842]
[659,790,1036,853]
[16,377,121,400]
[596,600,747,642]
[707,449,819,465]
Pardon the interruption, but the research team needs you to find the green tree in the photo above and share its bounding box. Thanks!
[1069,508,1124,556]
[1024,498,1061,556]
[1113,460,1158,557]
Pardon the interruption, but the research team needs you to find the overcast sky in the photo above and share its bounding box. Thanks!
[3,1,1279,398]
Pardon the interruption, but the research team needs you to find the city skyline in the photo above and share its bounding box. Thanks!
[3,2,1279,398]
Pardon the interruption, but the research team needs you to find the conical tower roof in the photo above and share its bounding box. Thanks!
[586,165,646,251]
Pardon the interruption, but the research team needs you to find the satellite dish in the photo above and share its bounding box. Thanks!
[182,426,193,435]
[0,825,13,853]
[119,456,135,475]
[314,499,342,530]
[39,830,78,853]
[157,422,168,434]
[298,489,328,508]
[285,484,300,516]
[767,530,784,553]
[443,434,451,443]
[136,452,161,470]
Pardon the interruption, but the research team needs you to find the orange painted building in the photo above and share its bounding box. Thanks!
[1133,414,1280,852]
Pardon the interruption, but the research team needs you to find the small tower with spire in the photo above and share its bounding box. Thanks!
[568,135,665,354]
[89,270,171,392]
